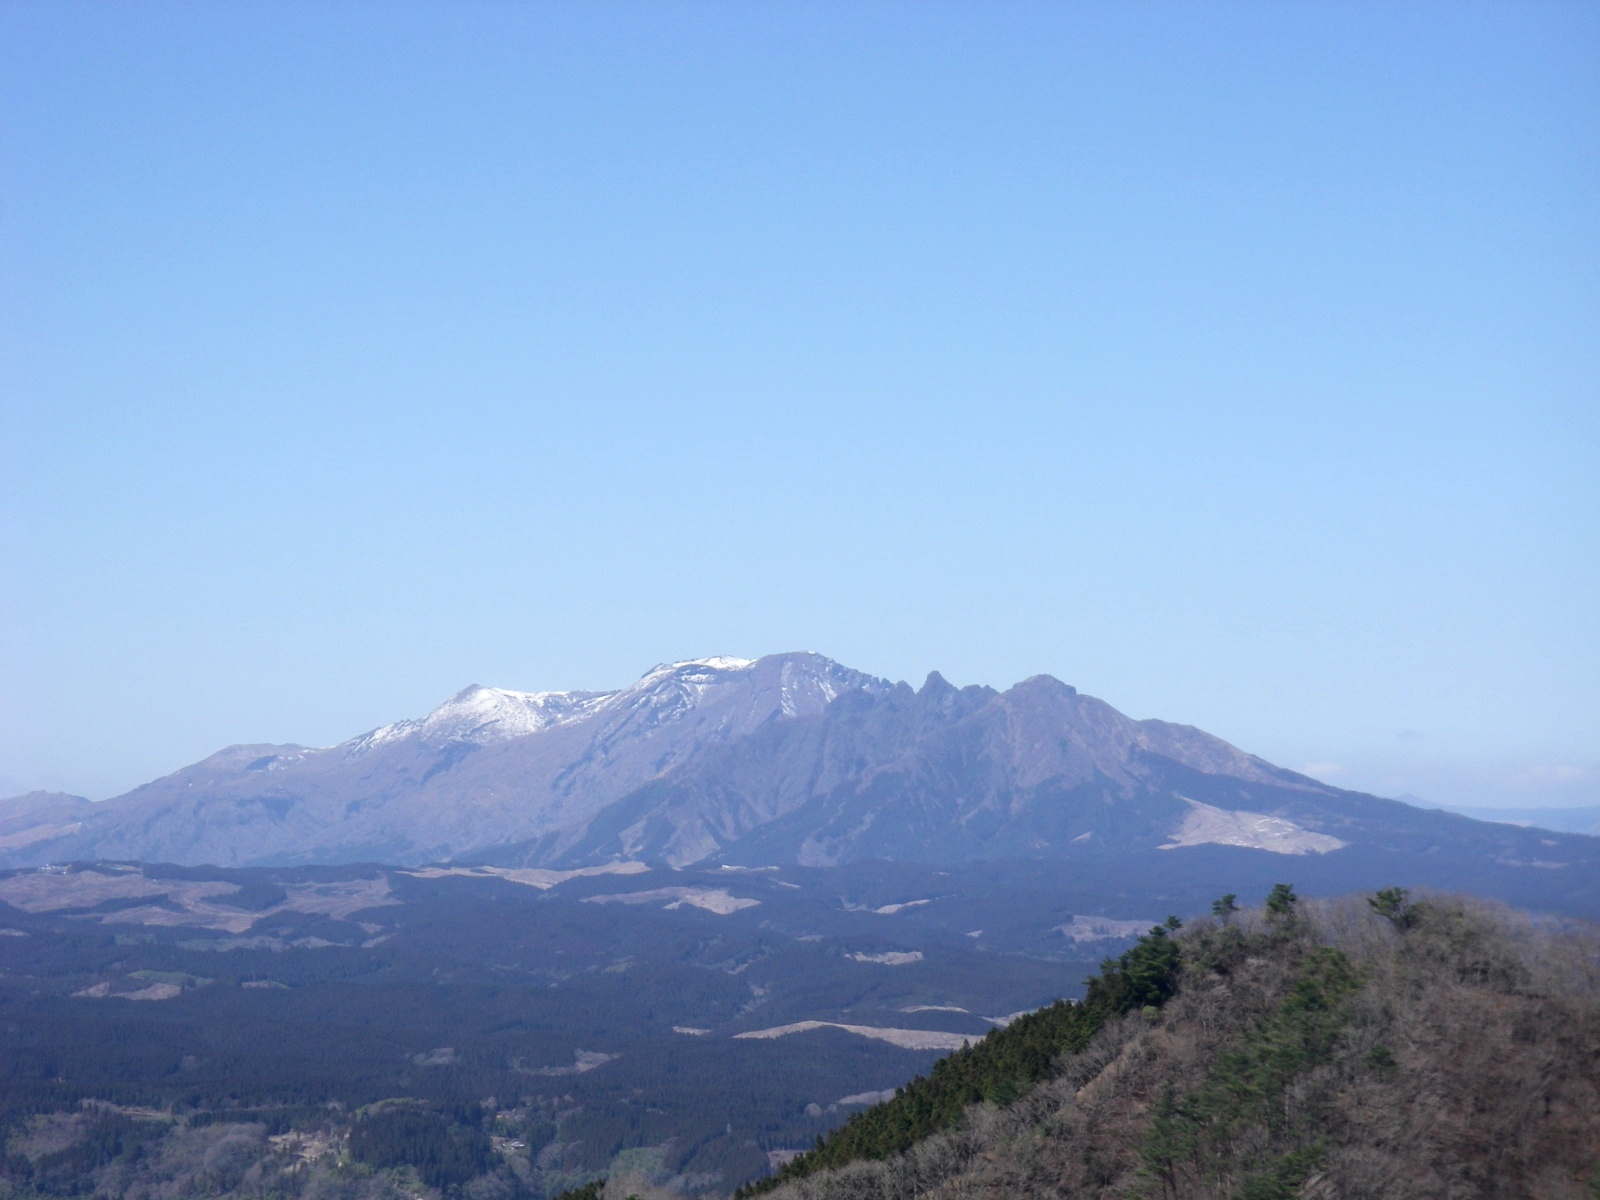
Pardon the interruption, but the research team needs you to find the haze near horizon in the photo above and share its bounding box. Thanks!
[1,3,1595,812]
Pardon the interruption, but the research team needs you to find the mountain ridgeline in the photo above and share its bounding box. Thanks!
[2,655,1597,922]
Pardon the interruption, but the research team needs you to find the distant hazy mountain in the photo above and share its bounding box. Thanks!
[1434,803,1600,838]
[0,791,95,853]
[1,654,1595,885]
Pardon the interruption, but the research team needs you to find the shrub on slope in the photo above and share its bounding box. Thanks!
[738,917,1186,1196]
[755,890,1600,1200]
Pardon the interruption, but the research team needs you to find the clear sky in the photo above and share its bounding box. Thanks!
[1,2,1595,810]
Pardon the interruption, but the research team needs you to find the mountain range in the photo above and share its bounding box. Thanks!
[2,653,1596,900]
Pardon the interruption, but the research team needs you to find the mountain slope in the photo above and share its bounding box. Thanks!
[535,672,1590,883]
[742,891,1600,1200]
[0,654,889,868]
[0,791,95,854]
[4,656,1596,896]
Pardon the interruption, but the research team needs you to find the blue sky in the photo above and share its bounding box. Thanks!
[2,2,1595,809]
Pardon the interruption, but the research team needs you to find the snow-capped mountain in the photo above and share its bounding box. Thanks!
[1,654,1593,887]
[0,654,889,868]
[344,656,791,754]
[347,685,617,752]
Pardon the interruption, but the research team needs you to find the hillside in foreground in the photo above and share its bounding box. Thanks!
[713,889,1599,1200]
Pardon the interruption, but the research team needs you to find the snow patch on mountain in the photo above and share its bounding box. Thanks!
[635,657,755,684]
[605,658,761,729]
[779,654,839,717]
[345,659,766,755]
[348,685,614,753]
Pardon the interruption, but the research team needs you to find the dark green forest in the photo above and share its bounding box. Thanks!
[0,860,1103,1196]
[6,859,1592,1198]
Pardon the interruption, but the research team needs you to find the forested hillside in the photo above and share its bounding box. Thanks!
[728,888,1600,1200]
[737,916,1187,1196]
